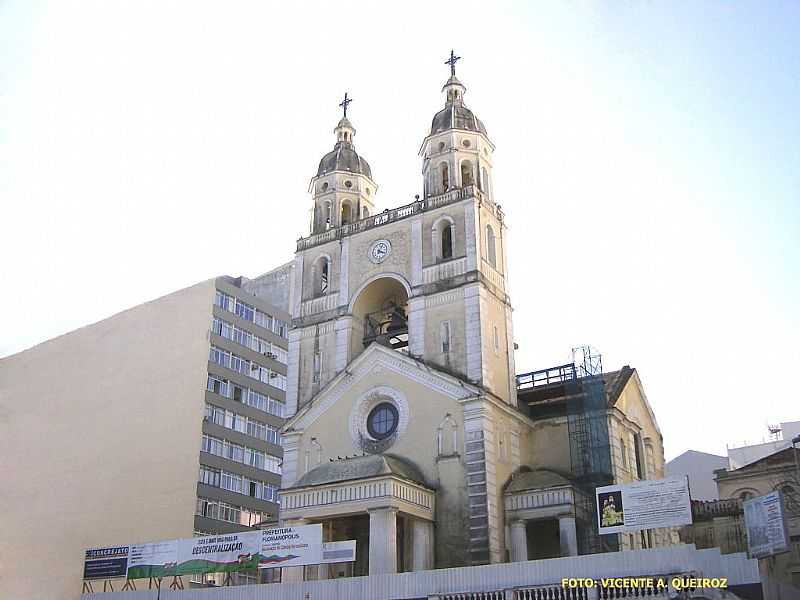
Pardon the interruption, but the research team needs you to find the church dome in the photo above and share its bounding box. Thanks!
[316,115,372,179]
[429,74,487,136]
[430,104,487,136]
[316,142,372,179]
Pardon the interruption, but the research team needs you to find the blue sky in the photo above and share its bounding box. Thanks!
[1,1,798,459]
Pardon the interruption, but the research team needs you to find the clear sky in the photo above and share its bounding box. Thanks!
[2,1,798,460]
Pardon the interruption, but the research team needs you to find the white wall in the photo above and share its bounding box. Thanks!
[0,280,216,600]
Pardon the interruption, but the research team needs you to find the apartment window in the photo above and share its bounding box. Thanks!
[231,384,244,403]
[269,372,287,391]
[440,321,451,354]
[206,375,229,397]
[199,465,220,487]
[255,309,272,330]
[209,346,230,369]
[235,299,255,322]
[215,291,235,312]
[233,327,252,349]
[201,434,224,457]
[493,325,500,354]
[221,471,243,494]
[226,442,245,463]
[274,319,288,338]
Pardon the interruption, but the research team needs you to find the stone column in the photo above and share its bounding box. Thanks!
[368,507,398,575]
[411,518,434,571]
[281,519,309,583]
[559,516,578,557]
[509,519,527,562]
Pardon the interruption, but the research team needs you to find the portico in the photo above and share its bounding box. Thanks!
[504,468,582,561]
[278,454,435,576]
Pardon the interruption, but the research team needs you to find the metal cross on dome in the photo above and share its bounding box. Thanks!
[445,49,461,76]
[339,92,352,118]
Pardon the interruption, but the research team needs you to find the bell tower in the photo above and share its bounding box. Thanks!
[420,50,495,203]
[308,93,378,234]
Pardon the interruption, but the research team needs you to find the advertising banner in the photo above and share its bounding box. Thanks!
[744,490,790,558]
[88,523,326,580]
[597,476,692,535]
[83,546,129,580]
[127,539,179,579]
[258,524,323,568]
[175,532,263,575]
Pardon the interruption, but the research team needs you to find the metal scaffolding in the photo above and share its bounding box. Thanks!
[565,346,617,554]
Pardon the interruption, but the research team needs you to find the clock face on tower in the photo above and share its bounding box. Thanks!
[368,239,392,264]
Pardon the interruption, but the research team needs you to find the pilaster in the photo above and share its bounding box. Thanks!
[285,328,302,417]
[411,216,423,286]
[334,316,352,373]
[407,296,426,357]
[338,237,350,306]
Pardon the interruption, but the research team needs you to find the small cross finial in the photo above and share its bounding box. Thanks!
[339,92,352,118]
[445,49,461,77]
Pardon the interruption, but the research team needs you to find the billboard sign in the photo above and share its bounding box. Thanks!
[258,524,323,568]
[127,539,179,579]
[176,532,262,575]
[744,491,790,558]
[83,546,129,580]
[597,476,692,534]
[86,524,326,580]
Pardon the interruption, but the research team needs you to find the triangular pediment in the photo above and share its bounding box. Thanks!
[283,343,480,433]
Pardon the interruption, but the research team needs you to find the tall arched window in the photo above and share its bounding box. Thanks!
[432,216,455,262]
[324,201,332,228]
[486,224,497,268]
[461,161,474,187]
[442,223,453,259]
[314,256,330,297]
[481,167,490,195]
[440,162,450,192]
[620,437,627,467]
[340,201,352,226]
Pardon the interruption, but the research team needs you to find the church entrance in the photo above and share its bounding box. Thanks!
[526,519,561,560]
[312,515,371,579]
[308,513,417,579]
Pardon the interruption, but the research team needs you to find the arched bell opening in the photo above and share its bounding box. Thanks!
[351,276,410,355]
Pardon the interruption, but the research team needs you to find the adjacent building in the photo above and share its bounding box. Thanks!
[0,275,290,599]
[667,449,728,501]
[678,446,800,589]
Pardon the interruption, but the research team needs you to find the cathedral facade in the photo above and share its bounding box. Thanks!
[276,58,671,579]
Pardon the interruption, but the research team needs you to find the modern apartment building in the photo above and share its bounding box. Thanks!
[0,273,291,600]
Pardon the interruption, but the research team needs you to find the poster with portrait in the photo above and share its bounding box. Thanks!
[597,476,692,535]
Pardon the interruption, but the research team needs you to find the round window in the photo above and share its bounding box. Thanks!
[367,403,399,440]
[462,139,471,148]
[438,141,445,152]
[321,182,329,191]
[345,180,353,188]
